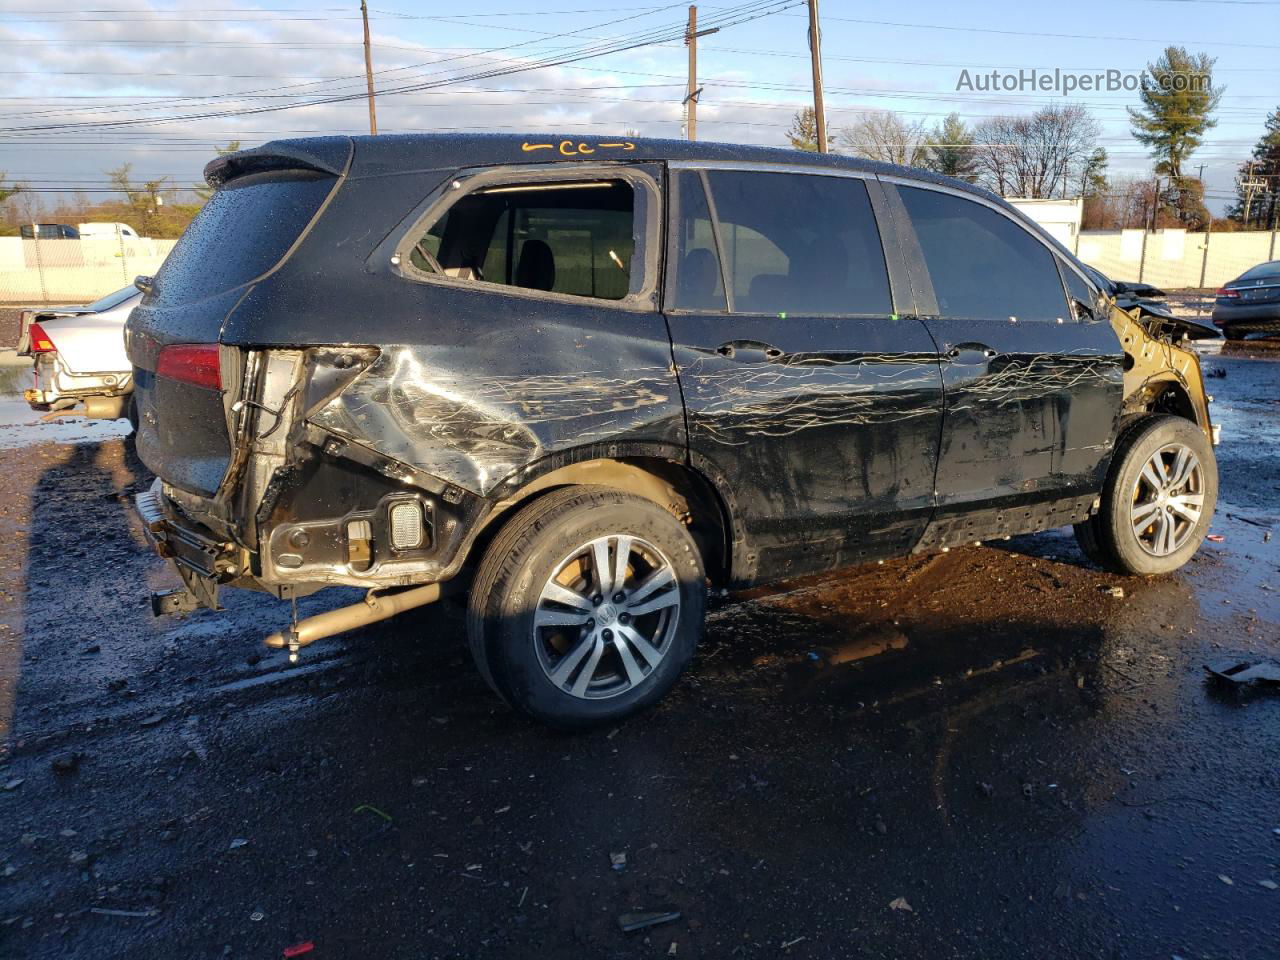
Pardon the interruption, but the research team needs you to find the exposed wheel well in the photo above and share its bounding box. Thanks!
[466,457,733,587]
[1148,381,1198,423]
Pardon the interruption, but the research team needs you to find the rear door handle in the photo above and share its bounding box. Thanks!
[715,340,784,362]
[945,345,998,363]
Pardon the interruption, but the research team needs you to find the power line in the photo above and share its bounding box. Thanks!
[0,0,804,135]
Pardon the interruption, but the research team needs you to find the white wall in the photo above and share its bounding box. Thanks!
[1075,229,1279,289]
[0,237,178,302]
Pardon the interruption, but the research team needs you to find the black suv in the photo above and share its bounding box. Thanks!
[127,134,1218,728]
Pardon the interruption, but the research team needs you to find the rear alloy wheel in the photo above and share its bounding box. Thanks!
[1073,415,1217,575]
[467,488,705,729]
[534,534,681,700]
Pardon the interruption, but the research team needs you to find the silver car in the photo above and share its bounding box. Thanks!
[18,284,140,422]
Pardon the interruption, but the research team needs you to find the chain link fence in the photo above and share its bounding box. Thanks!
[0,235,178,303]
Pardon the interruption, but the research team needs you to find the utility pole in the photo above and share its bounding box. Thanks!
[1240,160,1265,228]
[682,6,718,141]
[806,0,828,153]
[360,0,378,135]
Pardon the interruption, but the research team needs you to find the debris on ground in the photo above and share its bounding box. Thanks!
[50,752,81,773]
[282,942,315,957]
[228,838,248,850]
[353,804,393,823]
[780,935,807,949]
[89,907,158,919]
[1207,534,1225,543]
[249,910,265,922]
[3,778,24,791]
[1260,880,1278,891]
[1204,659,1280,686]
[888,897,914,912]
[1100,585,1125,599]
[617,910,680,933]
[610,851,627,871]
[1218,875,1234,885]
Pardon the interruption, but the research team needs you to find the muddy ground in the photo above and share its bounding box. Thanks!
[1,348,1278,960]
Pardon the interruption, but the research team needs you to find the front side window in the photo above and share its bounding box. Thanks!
[899,186,1069,322]
[408,178,640,301]
[696,170,891,316]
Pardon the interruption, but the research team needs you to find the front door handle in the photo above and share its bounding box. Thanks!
[715,340,785,362]
[945,344,998,364]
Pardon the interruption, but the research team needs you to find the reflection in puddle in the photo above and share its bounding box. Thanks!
[817,623,909,665]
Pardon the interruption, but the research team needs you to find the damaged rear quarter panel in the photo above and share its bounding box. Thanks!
[222,168,687,498]
[308,312,684,496]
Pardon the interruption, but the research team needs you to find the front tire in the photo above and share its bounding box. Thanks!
[1073,415,1217,575]
[467,487,705,729]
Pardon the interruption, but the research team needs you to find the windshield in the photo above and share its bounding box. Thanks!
[84,285,139,313]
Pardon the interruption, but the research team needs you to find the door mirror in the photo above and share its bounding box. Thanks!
[1072,297,1095,322]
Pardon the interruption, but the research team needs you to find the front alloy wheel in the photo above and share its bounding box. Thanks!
[1130,444,1205,557]
[1073,414,1217,575]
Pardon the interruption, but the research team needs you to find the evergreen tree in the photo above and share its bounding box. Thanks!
[786,108,823,152]
[1128,46,1222,222]
[1227,107,1280,228]
[925,113,978,181]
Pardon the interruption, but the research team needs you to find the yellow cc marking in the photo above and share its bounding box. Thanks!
[521,142,554,152]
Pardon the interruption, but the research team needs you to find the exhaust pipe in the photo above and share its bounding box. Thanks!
[83,395,129,419]
[265,583,441,660]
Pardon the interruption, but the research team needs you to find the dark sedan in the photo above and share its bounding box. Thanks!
[1212,259,1280,339]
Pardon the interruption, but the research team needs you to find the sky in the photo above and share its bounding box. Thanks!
[0,0,1276,215]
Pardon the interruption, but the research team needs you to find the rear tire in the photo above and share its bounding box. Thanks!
[467,487,705,730]
[1073,415,1217,575]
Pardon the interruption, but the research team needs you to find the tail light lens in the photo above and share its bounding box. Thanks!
[1215,287,1240,298]
[156,343,221,390]
[27,322,55,353]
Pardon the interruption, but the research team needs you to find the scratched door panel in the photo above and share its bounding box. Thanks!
[673,318,945,577]
[664,168,944,582]
[892,183,1124,514]
[925,317,1122,508]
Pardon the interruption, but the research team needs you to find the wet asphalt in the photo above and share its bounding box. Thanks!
[1,347,1278,960]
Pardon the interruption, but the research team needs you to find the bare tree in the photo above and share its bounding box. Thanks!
[973,104,1101,199]
[839,111,932,168]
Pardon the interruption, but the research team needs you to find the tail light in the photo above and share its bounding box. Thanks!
[27,322,55,353]
[1215,287,1240,298]
[156,343,221,390]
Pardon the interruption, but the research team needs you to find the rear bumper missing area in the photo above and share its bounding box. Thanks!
[136,479,236,611]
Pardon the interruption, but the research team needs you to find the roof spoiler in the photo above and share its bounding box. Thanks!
[203,137,353,188]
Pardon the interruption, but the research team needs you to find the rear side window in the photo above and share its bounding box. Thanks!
[153,170,333,304]
[670,171,727,311]
[409,179,638,301]
[899,186,1068,322]
[687,170,891,316]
